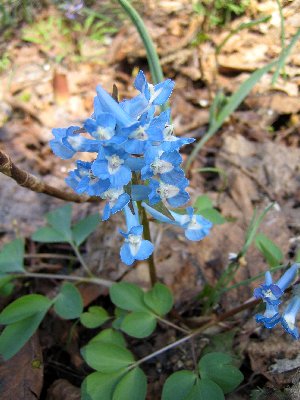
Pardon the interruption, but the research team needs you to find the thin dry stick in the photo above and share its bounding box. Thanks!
[0,150,97,203]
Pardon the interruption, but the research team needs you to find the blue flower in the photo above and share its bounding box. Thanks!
[255,303,281,329]
[95,85,133,127]
[63,0,84,20]
[141,147,184,182]
[254,264,299,306]
[84,112,125,146]
[120,95,149,120]
[281,293,300,339]
[134,70,175,107]
[156,109,195,152]
[92,147,131,188]
[179,207,213,241]
[66,160,110,196]
[142,203,212,241]
[101,188,130,221]
[120,205,154,265]
[148,178,190,207]
[120,115,165,154]
[50,126,99,159]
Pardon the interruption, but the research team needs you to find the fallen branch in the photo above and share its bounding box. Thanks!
[0,150,97,203]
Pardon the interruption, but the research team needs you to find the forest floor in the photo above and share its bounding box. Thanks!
[0,1,300,399]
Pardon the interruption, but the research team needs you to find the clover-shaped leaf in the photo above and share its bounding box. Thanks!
[198,352,243,394]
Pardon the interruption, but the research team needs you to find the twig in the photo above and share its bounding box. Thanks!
[157,316,191,334]
[0,150,97,203]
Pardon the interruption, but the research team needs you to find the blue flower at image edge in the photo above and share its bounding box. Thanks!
[254,264,299,306]
[281,294,300,339]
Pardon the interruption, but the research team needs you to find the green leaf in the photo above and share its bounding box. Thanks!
[0,294,52,324]
[272,27,300,84]
[0,280,14,296]
[109,282,147,312]
[72,214,99,246]
[81,342,134,372]
[143,283,173,316]
[185,379,224,400]
[0,275,15,293]
[81,371,123,400]
[296,249,300,263]
[241,203,274,257]
[112,307,128,330]
[46,204,73,241]
[121,311,156,338]
[255,233,283,268]
[202,331,236,358]
[112,368,147,400]
[198,352,244,394]
[162,370,197,400]
[0,310,49,360]
[198,208,226,225]
[31,226,68,243]
[194,195,213,211]
[0,239,24,273]
[80,306,109,329]
[89,328,127,348]
[54,283,83,319]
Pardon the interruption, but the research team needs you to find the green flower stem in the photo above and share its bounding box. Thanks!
[117,0,164,85]
[16,271,114,287]
[70,242,94,278]
[140,203,157,286]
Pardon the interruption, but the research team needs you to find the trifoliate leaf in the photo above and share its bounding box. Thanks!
[112,368,147,400]
[143,283,173,316]
[89,328,127,348]
[81,342,134,372]
[0,239,25,273]
[81,371,123,400]
[109,282,148,312]
[46,204,73,241]
[198,352,243,394]
[121,311,156,338]
[0,294,52,324]
[54,283,83,319]
[0,309,50,360]
[80,306,109,328]
[72,214,99,246]
[162,370,197,400]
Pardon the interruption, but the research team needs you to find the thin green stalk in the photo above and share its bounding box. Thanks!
[221,264,286,293]
[141,205,157,286]
[117,0,164,85]
[16,271,114,287]
[70,242,94,277]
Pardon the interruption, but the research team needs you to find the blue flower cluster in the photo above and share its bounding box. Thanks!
[254,263,300,339]
[51,71,213,265]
